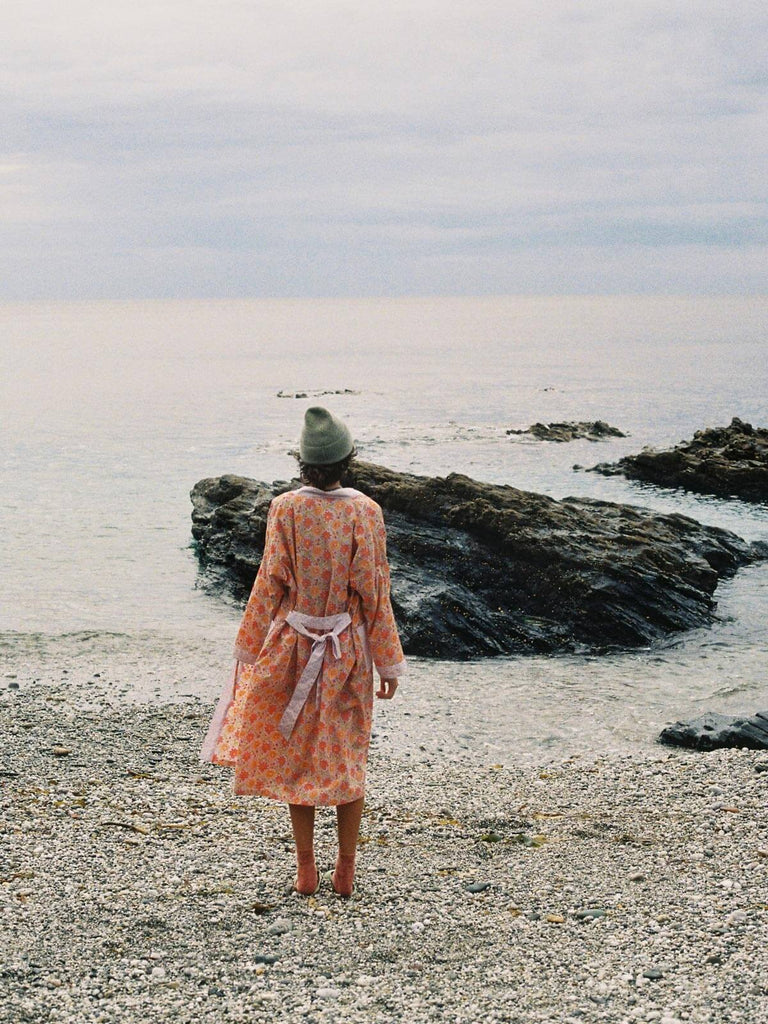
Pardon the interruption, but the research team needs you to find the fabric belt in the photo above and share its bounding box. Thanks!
[278,610,352,740]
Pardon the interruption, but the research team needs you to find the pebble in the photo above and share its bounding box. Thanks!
[267,917,293,936]
[316,987,341,1000]
[464,881,490,893]
[574,908,607,921]
[725,910,748,927]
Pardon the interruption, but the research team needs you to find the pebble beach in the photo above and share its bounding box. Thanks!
[2,670,767,1024]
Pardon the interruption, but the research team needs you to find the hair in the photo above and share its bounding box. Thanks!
[297,449,356,490]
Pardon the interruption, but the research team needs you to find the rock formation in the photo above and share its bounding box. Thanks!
[190,461,767,659]
[659,711,768,751]
[507,421,626,442]
[588,418,768,502]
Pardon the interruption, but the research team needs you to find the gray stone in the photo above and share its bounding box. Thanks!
[659,711,768,751]
[267,917,293,936]
[574,908,607,921]
[464,881,491,893]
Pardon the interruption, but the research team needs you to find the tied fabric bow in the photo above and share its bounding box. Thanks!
[278,611,352,740]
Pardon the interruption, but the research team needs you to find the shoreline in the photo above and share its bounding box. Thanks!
[2,675,768,1023]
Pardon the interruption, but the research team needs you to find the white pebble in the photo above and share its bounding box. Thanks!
[726,910,748,927]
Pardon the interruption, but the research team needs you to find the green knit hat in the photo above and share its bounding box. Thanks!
[299,407,354,465]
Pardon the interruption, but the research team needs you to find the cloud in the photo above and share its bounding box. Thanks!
[1,0,766,296]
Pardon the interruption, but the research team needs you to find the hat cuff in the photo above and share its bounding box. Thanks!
[299,438,354,464]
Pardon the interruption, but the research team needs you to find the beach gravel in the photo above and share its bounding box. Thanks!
[2,677,768,1023]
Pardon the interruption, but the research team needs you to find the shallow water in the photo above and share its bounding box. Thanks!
[2,296,767,760]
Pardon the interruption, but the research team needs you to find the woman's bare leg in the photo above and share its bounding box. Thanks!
[288,803,317,894]
[333,796,364,895]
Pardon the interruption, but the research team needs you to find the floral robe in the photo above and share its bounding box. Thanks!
[201,486,406,805]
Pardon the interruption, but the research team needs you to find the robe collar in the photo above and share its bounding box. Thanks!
[295,485,364,499]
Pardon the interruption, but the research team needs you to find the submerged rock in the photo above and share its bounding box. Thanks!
[659,711,768,751]
[190,461,767,659]
[508,421,626,442]
[588,418,768,502]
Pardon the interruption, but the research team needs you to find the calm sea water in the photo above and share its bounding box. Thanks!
[2,297,767,762]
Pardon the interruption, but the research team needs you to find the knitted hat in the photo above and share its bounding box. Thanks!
[299,407,354,465]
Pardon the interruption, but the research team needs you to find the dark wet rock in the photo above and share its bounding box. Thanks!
[508,421,626,442]
[588,418,768,502]
[190,461,767,659]
[659,711,768,751]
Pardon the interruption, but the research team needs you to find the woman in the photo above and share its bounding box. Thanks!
[201,407,406,896]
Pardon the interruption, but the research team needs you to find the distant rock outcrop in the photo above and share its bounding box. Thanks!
[190,461,766,659]
[277,388,360,399]
[589,418,768,502]
[659,711,768,751]
[508,421,626,442]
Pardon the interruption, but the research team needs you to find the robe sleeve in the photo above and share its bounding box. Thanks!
[233,500,292,664]
[350,502,407,679]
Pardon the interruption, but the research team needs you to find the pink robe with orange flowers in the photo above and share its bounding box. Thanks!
[200,485,406,805]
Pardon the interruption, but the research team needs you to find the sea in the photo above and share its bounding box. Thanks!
[2,296,767,764]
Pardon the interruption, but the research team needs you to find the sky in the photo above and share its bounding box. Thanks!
[2,0,767,298]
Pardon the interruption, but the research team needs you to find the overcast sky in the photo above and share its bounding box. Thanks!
[2,0,766,298]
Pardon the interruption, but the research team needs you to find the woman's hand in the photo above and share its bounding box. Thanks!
[376,677,398,699]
